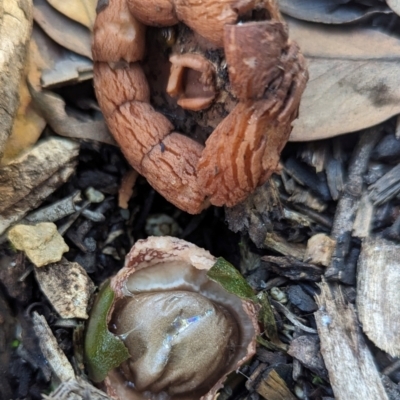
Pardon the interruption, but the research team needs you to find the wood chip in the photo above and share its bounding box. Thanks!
[264,232,306,260]
[35,258,95,319]
[0,137,79,235]
[43,377,113,400]
[357,237,400,357]
[287,335,328,381]
[246,366,296,400]
[0,163,76,236]
[0,137,79,211]
[32,312,75,382]
[8,223,69,267]
[315,280,388,400]
[304,233,336,267]
[262,256,324,282]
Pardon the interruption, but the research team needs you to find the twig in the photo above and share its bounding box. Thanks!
[325,126,382,282]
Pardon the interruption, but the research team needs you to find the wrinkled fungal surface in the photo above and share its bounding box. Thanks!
[86,236,259,400]
[92,0,308,213]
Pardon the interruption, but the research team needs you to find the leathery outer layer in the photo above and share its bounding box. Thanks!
[92,236,259,400]
[92,0,308,213]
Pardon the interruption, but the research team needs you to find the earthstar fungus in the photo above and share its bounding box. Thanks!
[92,0,308,213]
[85,236,259,400]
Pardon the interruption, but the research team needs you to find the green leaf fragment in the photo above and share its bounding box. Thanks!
[207,257,255,300]
[84,281,130,382]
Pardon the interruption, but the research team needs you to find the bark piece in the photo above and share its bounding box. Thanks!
[352,193,374,238]
[262,256,324,281]
[315,280,389,400]
[326,127,381,282]
[0,137,79,234]
[357,237,400,357]
[32,312,75,382]
[35,259,95,319]
[0,0,33,158]
[0,164,77,235]
[287,335,328,381]
[287,285,317,312]
[225,181,283,248]
[369,163,400,206]
[246,366,296,400]
[8,223,69,267]
[264,232,306,260]
[25,191,81,223]
[43,377,113,400]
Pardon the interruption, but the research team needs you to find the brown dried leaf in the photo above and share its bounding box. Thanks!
[29,86,115,145]
[33,0,92,59]
[279,0,392,24]
[32,24,93,89]
[46,0,97,29]
[288,18,400,141]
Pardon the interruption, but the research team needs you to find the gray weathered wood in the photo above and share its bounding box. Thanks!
[357,237,400,357]
[315,280,388,400]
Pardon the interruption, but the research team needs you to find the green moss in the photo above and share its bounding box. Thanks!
[84,281,130,382]
[207,257,255,300]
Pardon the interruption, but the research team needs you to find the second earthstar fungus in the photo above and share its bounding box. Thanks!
[92,0,308,214]
[84,236,259,400]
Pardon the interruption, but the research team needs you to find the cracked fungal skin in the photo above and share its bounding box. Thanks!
[99,236,259,400]
[92,0,308,213]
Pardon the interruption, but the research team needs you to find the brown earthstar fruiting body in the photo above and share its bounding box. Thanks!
[102,236,259,400]
[92,0,308,214]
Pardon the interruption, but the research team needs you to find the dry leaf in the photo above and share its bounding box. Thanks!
[31,24,93,88]
[288,17,400,141]
[29,86,115,145]
[0,0,33,158]
[279,0,392,23]
[46,0,97,29]
[33,0,92,59]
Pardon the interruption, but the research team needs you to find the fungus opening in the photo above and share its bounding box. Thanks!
[166,54,216,111]
[101,237,258,400]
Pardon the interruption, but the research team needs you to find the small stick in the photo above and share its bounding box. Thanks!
[325,126,382,282]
